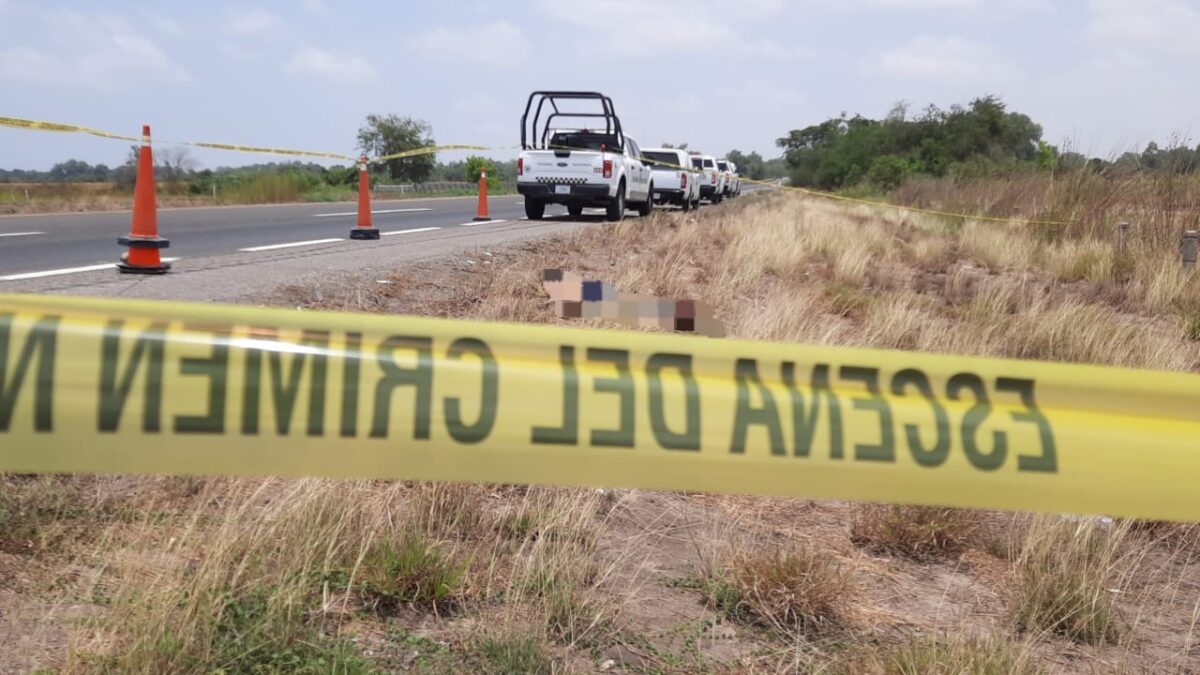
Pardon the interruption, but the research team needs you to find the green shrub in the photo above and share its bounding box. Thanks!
[359,533,464,613]
[210,589,371,675]
[476,633,551,674]
[867,155,914,190]
[113,586,372,674]
[303,184,355,203]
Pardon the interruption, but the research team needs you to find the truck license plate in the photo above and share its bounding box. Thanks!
[554,185,571,195]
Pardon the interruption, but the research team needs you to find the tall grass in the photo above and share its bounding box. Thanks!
[1011,516,1143,645]
[215,172,315,204]
[892,171,1200,247]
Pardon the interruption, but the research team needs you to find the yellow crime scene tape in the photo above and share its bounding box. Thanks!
[2,293,1198,522]
[185,141,355,161]
[0,115,141,143]
[372,144,492,163]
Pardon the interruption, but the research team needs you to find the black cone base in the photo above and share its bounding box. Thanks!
[117,262,172,275]
[349,228,380,240]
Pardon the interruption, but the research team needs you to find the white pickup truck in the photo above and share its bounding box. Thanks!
[690,153,726,204]
[717,159,741,198]
[517,91,652,222]
[642,147,701,211]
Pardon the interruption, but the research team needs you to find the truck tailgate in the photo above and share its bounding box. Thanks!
[520,150,604,184]
[650,168,685,191]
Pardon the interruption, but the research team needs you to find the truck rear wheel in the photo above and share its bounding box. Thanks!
[567,204,583,218]
[525,199,546,220]
[605,184,625,222]
[681,196,691,212]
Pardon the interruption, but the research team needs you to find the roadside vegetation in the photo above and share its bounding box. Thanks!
[6,174,1200,671]
[0,113,519,215]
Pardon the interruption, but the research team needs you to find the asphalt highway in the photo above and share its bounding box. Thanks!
[0,194,534,280]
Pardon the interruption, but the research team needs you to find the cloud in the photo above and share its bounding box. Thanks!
[1086,0,1200,55]
[538,1,734,55]
[873,35,1018,83]
[228,8,279,35]
[285,46,377,84]
[410,21,532,67]
[536,0,803,59]
[0,10,189,89]
[742,39,815,60]
[835,0,1051,9]
[150,14,186,37]
[302,0,325,12]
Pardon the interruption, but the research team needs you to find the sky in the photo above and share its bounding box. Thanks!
[1,0,1198,171]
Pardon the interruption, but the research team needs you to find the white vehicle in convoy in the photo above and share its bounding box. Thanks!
[642,147,701,211]
[717,159,741,198]
[516,91,652,222]
[690,154,726,204]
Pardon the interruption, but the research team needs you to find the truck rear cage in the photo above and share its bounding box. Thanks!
[520,91,625,152]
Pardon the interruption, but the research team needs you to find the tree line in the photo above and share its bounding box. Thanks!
[776,95,1200,191]
[8,103,1196,194]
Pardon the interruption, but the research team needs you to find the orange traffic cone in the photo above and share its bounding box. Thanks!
[349,155,379,240]
[117,124,171,274]
[473,169,491,221]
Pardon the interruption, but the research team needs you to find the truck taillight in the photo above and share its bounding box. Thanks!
[603,160,613,179]
[711,173,717,184]
[517,157,523,176]
[680,172,687,188]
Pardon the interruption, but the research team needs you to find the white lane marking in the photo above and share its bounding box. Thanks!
[1,257,181,281]
[239,238,342,252]
[382,227,441,236]
[458,219,508,227]
[312,208,433,218]
[0,231,44,238]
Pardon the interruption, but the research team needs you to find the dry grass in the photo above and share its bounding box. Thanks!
[702,545,856,640]
[32,480,609,673]
[892,171,1200,246]
[850,505,981,560]
[834,634,1043,675]
[9,182,1200,672]
[1011,516,1143,645]
[959,220,1035,270]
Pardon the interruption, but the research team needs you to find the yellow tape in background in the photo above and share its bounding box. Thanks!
[185,141,354,161]
[0,115,140,142]
[2,293,1198,521]
[372,145,492,163]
